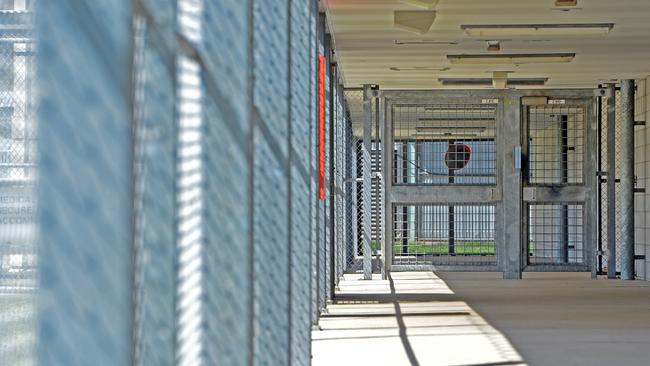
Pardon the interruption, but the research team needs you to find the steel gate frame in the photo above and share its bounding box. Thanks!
[378,89,598,278]
[521,93,598,276]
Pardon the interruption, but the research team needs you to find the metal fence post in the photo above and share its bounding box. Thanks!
[362,84,373,279]
[502,95,522,279]
[606,84,618,279]
[620,79,636,280]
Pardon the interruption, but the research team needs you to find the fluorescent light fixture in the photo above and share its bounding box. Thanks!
[413,132,480,139]
[390,66,450,72]
[439,78,548,87]
[415,126,487,132]
[447,53,575,65]
[400,0,439,9]
[394,39,458,45]
[394,11,436,34]
[461,23,614,37]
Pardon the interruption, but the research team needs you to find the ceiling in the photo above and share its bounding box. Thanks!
[324,0,650,89]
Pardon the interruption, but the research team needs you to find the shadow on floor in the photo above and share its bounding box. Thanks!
[311,272,526,366]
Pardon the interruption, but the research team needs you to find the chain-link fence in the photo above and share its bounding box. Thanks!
[340,88,383,280]
[0,5,37,366]
[600,89,624,275]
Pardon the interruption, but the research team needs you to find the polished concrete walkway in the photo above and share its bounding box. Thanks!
[312,272,650,366]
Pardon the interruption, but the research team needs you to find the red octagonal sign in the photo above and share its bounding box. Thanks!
[444,144,471,170]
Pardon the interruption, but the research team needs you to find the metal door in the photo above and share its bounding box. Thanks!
[521,95,598,274]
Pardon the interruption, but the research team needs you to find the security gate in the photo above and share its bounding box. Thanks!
[522,95,597,274]
[375,90,597,277]
[382,91,505,272]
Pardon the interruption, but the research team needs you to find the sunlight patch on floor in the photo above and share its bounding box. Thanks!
[312,272,525,366]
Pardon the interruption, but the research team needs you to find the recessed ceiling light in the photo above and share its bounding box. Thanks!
[439,78,548,87]
[394,11,437,34]
[447,53,575,65]
[461,23,614,37]
[400,0,439,9]
[390,66,450,72]
[394,39,459,45]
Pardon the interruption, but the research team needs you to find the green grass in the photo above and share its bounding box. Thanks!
[393,241,496,255]
[368,241,537,255]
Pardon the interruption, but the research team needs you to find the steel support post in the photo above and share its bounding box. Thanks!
[362,84,373,279]
[606,84,617,278]
[502,96,522,279]
[381,92,392,276]
[620,79,636,280]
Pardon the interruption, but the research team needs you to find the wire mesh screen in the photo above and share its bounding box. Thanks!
[528,105,585,185]
[528,203,584,265]
[392,104,497,185]
[393,204,496,266]
[599,91,623,274]
[344,88,382,275]
[0,6,37,366]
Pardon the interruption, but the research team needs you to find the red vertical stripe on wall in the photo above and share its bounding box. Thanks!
[318,55,326,200]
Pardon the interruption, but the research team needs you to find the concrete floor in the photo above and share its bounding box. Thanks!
[441,272,650,366]
[312,271,650,366]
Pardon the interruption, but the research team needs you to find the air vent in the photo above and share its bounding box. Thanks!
[394,11,436,34]
[399,0,439,9]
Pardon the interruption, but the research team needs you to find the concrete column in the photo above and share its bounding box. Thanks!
[362,84,373,279]
[606,84,617,279]
[620,80,636,280]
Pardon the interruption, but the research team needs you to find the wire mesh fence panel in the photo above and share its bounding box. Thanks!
[393,204,496,266]
[599,91,623,275]
[528,106,585,185]
[341,88,385,276]
[333,83,347,284]
[392,104,497,186]
[527,204,584,265]
[614,91,623,273]
[0,6,37,366]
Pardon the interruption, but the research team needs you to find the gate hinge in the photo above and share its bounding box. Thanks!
[635,120,646,127]
[634,187,646,193]
[635,255,646,260]
[594,88,614,98]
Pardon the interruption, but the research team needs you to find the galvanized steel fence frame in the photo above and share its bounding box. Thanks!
[379,89,598,279]
[33,0,323,365]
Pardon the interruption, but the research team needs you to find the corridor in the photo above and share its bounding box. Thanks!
[313,272,650,366]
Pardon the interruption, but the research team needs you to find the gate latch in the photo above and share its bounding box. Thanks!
[514,145,522,170]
